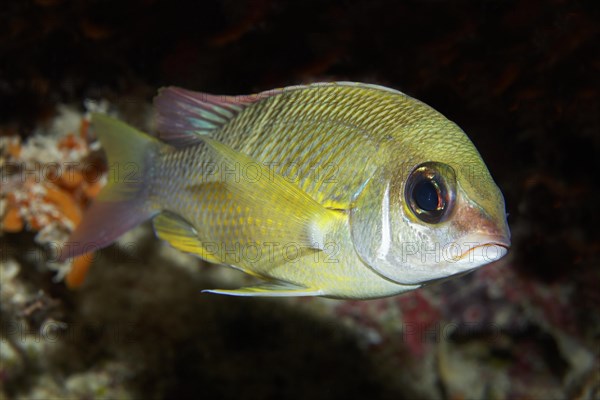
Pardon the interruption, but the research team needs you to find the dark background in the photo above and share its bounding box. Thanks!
[2,0,598,285]
[1,0,598,398]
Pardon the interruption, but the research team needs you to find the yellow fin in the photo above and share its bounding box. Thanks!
[203,281,323,297]
[200,137,339,250]
[152,211,221,264]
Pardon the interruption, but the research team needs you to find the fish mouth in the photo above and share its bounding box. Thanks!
[458,242,509,261]
[453,235,511,263]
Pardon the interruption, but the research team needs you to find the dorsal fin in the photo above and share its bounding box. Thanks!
[153,87,263,147]
[153,82,404,148]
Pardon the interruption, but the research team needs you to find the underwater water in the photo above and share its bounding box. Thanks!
[1,0,598,399]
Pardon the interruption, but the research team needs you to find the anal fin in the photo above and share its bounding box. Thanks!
[202,281,323,297]
[152,211,221,264]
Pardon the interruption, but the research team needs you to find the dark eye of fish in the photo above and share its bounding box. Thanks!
[406,162,456,224]
[414,180,440,211]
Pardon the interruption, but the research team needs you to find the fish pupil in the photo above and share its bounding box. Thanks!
[414,180,439,211]
[405,162,456,224]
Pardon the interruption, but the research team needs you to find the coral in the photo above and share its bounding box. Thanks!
[280,251,599,400]
[0,103,124,398]
[21,362,134,400]
[0,258,63,399]
[1,104,108,287]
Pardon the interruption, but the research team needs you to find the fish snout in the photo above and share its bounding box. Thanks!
[450,200,511,264]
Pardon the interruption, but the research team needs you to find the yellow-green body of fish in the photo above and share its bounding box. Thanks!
[66,82,510,299]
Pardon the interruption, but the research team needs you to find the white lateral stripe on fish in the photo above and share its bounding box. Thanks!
[62,82,510,299]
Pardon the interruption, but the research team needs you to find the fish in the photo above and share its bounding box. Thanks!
[62,82,510,299]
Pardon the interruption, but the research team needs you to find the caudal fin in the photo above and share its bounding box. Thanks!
[59,114,162,261]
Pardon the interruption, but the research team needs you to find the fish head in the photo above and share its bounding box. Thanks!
[350,120,510,285]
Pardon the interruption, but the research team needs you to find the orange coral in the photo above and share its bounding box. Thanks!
[65,253,93,289]
[2,205,23,232]
[1,115,105,288]
[43,183,82,227]
[6,137,21,158]
[58,169,85,190]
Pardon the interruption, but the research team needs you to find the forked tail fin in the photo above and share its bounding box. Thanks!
[59,114,163,261]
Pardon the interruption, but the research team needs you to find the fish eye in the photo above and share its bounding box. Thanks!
[405,162,456,224]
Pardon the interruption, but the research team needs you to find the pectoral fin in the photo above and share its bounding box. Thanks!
[199,137,340,251]
[203,281,323,297]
